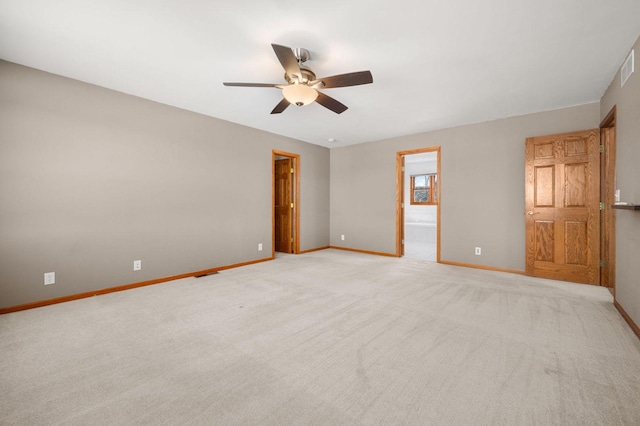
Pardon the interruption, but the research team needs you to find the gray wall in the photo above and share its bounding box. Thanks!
[0,61,329,309]
[600,35,640,328]
[2,53,633,316]
[330,103,600,269]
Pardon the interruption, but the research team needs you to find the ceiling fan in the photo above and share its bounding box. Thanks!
[223,44,373,114]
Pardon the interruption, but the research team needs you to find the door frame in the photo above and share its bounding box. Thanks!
[396,147,441,259]
[600,106,617,290]
[272,150,300,256]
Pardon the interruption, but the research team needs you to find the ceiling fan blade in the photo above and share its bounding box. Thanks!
[315,92,348,114]
[311,71,373,89]
[271,44,301,80]
[270,98,290,114]
[223,82,279,87]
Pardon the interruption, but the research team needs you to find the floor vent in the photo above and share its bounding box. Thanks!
[195,271,219,278]
[621,49,634,87]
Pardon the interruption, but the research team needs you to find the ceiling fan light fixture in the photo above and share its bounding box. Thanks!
[223,43,372,114]
[282,83,318,106]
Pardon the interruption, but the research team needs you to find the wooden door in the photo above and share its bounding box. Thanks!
[274,158,293,253]
[525,129,600,285]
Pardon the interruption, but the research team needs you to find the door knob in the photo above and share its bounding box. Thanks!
[527,211,539,216]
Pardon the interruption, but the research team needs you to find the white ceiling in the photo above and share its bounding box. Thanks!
[1,0,639,148]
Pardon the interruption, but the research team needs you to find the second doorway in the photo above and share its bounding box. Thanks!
[400,149,440,261]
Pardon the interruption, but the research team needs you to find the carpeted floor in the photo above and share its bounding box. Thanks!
[1,249,639,425]
[404,224,437,261]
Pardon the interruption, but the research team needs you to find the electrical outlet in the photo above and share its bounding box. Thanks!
[258,243,263,251]
[133,260,142,271]
[44,272,55,285]
[475,247,482,256]
[341,234,345,241]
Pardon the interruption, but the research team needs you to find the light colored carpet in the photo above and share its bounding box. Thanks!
[1,249,639,425]
[404,224,436,261]
[403,240,436,261]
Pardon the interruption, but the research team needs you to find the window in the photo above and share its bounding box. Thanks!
[410,174,438,205]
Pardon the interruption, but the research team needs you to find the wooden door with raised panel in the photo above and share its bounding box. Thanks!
[525,129,600,285]
[274,158,293,253]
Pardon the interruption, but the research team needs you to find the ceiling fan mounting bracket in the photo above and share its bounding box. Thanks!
[292,48,310,63]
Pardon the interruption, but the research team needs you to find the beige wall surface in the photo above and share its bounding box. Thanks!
[330,103,600,269]
[0,61,329,309]
[2,54,630,313]
[600,35,640,328]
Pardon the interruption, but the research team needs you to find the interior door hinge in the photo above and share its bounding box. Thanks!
[600,145,605,153]
[291,168,294,173]
[401,202,404,209]
[290,202,294,208]
[402,239,404,245]
[600,259,605,268]
[600,202,605,211]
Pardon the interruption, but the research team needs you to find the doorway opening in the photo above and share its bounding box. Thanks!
[600,106,617,291]
[396,147,441,261]
[273,150,300,255]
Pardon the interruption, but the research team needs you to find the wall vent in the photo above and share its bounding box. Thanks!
[621,49,634,87]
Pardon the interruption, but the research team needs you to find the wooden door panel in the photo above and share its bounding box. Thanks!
[535,166,554,206]
[564,138,587,156]
[565,221,587,265]
[274,158,292,253]
[564,163,587,207]
[525,129,600,285]
[534,221,554,262]
[535,142,555,159]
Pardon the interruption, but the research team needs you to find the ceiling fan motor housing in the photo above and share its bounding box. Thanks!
[284,47,315,84]
[285,67,316,85]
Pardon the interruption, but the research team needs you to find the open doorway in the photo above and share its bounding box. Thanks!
[396,147,441,261]
[600,106,617,290]
[273,150,300,255]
